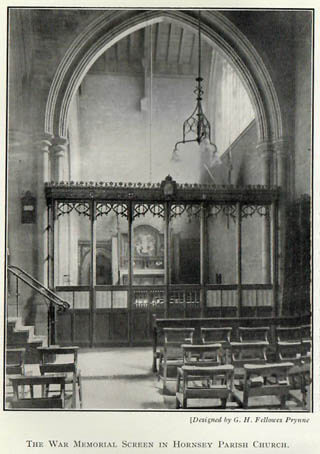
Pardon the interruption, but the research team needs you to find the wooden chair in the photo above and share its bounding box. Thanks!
[38,346,82,409]
[6,348,26,375]
[201,327,232,363]
[277,341,303,364]
[176,364,234,409]
[241,362,293,409]
[158,328,195,393]
[6,348,26,403]
[300,324,311,361]
[230,341,268,407]
[238,326,270,343]
[297,328,311,408]
[276,326,311,408]
[9,375,67,409]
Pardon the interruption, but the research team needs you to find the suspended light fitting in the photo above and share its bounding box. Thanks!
[172,11,218,162]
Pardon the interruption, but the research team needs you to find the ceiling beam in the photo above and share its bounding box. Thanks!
[178,28,185,65]
[166,23,172,63]
[154,23,160,62]
[189,33,197,65]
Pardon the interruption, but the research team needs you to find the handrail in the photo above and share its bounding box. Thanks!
[8,265,70,311]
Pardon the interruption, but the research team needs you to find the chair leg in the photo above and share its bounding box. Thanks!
[243,392,249,409]
[72,377,77,409]
[163,366,167,394]
[175,397,180,409]
[221,398,227,409]
[182,396,187,409]
[163,379,167,394]
[78,375,83,409]
[280,394,287,409]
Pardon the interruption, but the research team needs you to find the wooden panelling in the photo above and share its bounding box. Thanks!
[74,311,90,345]
[112,311,129,342]
[94,311,111,344]
[132,312,149,341]
[56,312,73,344]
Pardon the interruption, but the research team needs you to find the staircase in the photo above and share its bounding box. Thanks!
[7,317,47,363]
[6,266,70,364]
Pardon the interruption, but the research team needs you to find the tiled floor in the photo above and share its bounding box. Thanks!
[15,347,310,411]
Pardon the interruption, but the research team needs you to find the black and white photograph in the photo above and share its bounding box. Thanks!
[4,4,313,420]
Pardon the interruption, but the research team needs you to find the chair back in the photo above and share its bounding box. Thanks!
[276,325,311,363]
[238,327,270,343]
[6,348,25,376]
[163,328,194,360]
[38,346,79,366]
[244,362,293,383]
[40,363,76,374]
[276,326,301,342]
[181,343,222,367]
[300,325,311,361]
[201,327,232,345]
[301,324,311,342]
[231,341,268,368]
[38,346,79,375]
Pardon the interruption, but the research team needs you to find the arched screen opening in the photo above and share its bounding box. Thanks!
[67,19,255,185]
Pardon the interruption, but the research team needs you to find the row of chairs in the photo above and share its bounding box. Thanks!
[158,325,311,409]
[6,346,82,409]
[176,343,294,409]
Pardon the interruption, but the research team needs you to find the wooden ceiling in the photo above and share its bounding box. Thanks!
[89,21,213,77]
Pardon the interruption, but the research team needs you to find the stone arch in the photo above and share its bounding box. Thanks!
[45,9,283,146]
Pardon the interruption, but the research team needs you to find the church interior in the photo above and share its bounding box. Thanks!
[6,8,312,410]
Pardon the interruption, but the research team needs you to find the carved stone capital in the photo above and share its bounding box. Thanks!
[52,135,69,147]
[256,141,273,161]
[51,136,68,158]
[272,138,291,158]
[52,144,67,159]
[35,135,54,154]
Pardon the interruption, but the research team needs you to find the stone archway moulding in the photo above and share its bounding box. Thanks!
[45,9,283,147]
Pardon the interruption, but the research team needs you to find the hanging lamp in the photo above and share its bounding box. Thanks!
[172,10,218,162]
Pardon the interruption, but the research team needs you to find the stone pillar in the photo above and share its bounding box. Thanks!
[36,134,54,182]
[52,136,68,182]
[256,140,273,187]
[274,138,290,315]
[274,139,290,192]
[35,134,54,290]
[256,141,273,285]
[28,134,54,334]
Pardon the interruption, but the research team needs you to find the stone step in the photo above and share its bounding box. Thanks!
[6,317,46,364]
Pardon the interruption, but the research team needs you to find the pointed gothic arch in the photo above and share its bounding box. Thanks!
[44,10,283,146]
